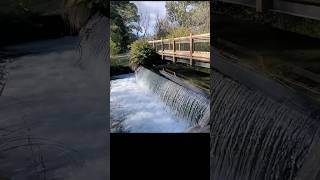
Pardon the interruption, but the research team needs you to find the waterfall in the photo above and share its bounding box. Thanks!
[210,69,320,180]
[110,74,189,132]
[135,66,210,128]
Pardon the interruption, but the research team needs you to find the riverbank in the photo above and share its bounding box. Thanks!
[110,53,133,76]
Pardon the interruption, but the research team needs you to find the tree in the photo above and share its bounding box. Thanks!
[110,38,120,56]
[166,26,191,38]
[155,1,210,39]
[154,14,171,39]
[190,1,210,33]
[136,11,151,38]
[110,1,139,53]
[165,1,193,27]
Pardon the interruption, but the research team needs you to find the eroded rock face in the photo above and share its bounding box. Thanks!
[210,68,320,180]
[77,13,108,93]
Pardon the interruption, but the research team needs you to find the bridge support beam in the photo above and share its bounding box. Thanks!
[161,38,164,60]
[189,33,193,66]
[173,39,176,63]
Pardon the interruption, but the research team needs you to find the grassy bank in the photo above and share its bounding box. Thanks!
[110,53,132,76]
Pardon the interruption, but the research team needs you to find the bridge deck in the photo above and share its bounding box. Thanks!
[217,0,320,20]
[149,33,210,68]
[213,13,320,103]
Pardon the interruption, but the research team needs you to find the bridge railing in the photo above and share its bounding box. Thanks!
[217,0,320,20]
[148,33,210,66]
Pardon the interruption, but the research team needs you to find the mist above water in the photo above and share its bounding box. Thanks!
[110,74,188,133]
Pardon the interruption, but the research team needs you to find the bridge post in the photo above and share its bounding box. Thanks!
[173,38,176,63]
[256,0,272,12]
[152,40,155,49]
[161,38,164,60]
[189,33,193,66]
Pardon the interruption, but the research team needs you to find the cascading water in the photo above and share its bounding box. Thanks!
[135,66,210,127]
[210,69,320,180]
[110,73,189,133]
[110,67,210,132]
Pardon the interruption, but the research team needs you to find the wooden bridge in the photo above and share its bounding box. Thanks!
[148,33,210,68]
[217,0,320,21]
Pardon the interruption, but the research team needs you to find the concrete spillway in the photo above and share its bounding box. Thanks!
[110,67,210,132]
[110,73,189,132]
[210,68,320,180]
[135,67,210,128]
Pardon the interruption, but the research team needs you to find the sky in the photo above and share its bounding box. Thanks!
[131,1,166,36]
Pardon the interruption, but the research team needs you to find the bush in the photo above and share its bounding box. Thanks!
[129,40,162,66]
[166,26,191,38]
[110,39,120,56]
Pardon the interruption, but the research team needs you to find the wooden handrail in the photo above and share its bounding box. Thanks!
[148,33,210,67]
[148,33,210,43]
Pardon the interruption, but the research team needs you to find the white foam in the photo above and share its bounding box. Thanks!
[110,74,188,133]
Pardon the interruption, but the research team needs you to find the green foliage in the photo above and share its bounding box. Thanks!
[155,1,209,39]
[110,1,139,53]
[129,40,161,66]
[165,26,191,38]
[110,54,132,76]
[154,17,171,39]
[166,1,193,27]
[190,1,210,33]
[110,39,120,56]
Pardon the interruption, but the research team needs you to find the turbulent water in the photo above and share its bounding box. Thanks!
[135,67,210,127]
[210,69,320,180]
[110,74,188,132]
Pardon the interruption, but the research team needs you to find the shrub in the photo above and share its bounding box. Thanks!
[129,40,162,66]
[110,39,120,56]
[166,26,191,38]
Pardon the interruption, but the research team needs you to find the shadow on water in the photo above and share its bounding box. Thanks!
[0,97,84,180]
[0,12,108,179]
